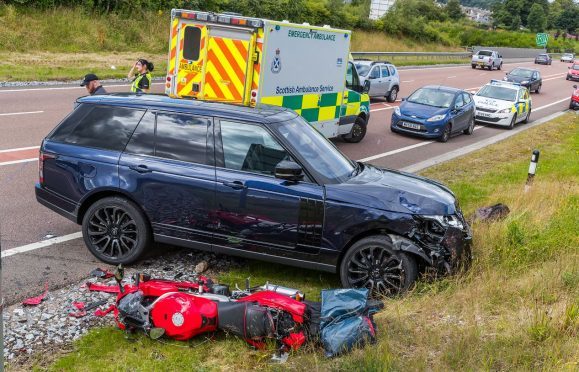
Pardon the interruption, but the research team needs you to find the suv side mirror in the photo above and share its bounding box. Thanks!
[275,160,304,182]
[362,80,370,94]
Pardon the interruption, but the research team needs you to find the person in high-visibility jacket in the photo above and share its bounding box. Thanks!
[128,59,154,93]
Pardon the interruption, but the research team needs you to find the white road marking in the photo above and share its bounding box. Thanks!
[359,141,434,162]
[478,73,487,76]
[542,72,567,78]
[542,75,568,82]
[0,158,37,166]
[0,110,44,116]
[370,107,395,112]
[447,76,457,79]
[534,97,571,111]
[1,232,83,258]
[0,82,163,93]
[402,80,414,83]
[0,145,40,153]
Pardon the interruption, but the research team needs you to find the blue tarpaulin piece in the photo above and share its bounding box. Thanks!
[320,288,376,357]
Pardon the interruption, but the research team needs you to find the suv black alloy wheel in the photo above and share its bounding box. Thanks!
[82,197,150,264]
[340,236,417,296]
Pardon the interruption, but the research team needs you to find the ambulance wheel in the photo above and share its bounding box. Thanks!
[523,109,531,124]
[82,196,151,265]
[508,114,517,130]
[343,117,367,143]
[386,86,398,103]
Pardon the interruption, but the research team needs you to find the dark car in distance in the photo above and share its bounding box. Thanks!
[504,67,542,93]
[36,94,471,295]
[391,86,475,143]
[534,53,552,65]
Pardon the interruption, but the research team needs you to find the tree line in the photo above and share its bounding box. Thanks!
[491,0,578,34]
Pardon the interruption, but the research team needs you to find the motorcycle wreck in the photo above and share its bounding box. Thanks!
[105,266,384,360]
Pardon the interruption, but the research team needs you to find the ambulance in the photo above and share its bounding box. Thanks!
[164,9,371,142]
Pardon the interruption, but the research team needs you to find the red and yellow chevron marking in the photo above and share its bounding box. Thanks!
[251,28,264,92]
[167,18,179,76]
[176,25,207,97]
[202,36,250,103]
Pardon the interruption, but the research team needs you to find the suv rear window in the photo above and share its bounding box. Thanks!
[477,51,493,56]
[50,104,145,152]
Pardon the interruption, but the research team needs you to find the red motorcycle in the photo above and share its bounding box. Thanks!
[112,267,312,352]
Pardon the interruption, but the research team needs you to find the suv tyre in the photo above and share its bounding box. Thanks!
[339,235,418,296]
[82,196,151,265]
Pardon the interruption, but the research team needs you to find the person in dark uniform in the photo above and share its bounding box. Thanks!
[128,59,154,93]
[80,74,107,95]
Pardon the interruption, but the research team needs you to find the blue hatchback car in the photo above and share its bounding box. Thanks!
[391,86,475,142]
[36,94,471,295]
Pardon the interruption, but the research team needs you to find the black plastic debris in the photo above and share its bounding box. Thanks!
[473,203,510,222]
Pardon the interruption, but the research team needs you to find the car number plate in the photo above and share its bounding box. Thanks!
[478,62,484,65]
[477,112,492,118]
[401,122,421,130]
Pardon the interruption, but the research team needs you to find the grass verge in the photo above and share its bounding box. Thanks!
[12,113,579,371]
[0,6,465,82]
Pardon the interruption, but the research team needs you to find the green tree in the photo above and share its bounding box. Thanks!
[510,14,522,30]
[556,6,579,34]
[446,0,464,20]
[527,3,547,32]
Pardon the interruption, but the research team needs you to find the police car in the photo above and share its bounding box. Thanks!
[473,80,531,129]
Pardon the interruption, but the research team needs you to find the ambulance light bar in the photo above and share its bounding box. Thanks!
[175,10,263,28]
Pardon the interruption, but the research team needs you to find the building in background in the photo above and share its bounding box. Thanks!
[369,0,395,20]
[462,6,491,24]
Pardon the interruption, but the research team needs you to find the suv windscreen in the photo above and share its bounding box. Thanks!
[50,104,145,152]
[272,116,355,184]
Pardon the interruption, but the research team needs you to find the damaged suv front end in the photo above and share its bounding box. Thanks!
[323,164,472,293]
[412,208,472,274]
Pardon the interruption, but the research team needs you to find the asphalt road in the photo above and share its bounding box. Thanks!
[1,60,576,305]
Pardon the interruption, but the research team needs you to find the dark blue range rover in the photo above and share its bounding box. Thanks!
[36,94,471,295]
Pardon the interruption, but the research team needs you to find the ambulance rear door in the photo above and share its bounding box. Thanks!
[202,26,255,104]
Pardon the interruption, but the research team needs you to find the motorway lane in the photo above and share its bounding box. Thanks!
[0,61,576,304]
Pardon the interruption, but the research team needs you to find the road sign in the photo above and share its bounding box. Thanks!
[536,33,549,47]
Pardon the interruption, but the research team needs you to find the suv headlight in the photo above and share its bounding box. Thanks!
[394,107,401,116]
[420,215,464,234]
[427,114,446,122]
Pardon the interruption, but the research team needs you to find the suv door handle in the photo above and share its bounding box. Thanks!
[222,181,246,190]
[129,164,152,173]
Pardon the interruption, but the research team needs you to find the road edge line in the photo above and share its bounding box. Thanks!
[1,232,83,258]
[400,110,569,173]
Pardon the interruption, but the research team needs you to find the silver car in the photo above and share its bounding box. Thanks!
[354,60,400,102]
[561,53,575,63]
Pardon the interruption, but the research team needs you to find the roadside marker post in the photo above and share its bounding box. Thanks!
[525,149,540,191]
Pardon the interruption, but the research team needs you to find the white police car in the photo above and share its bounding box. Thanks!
[473,80,531,129]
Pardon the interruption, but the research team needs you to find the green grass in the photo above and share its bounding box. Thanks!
[0,5,467,82]
[13,113,577,371]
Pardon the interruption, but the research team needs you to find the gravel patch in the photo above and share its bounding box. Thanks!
[3,250,244,365]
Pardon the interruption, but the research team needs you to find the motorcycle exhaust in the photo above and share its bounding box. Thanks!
[260,283,305,301]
